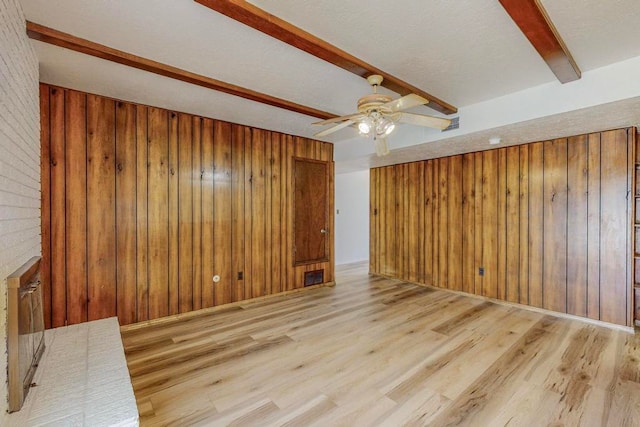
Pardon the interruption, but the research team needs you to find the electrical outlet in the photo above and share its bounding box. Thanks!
[479,267,485,276]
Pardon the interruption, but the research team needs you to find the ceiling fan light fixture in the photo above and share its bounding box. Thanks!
[381,120,395,136]
[358,116,373,135]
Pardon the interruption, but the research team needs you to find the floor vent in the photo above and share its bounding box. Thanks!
[304,269,324,287]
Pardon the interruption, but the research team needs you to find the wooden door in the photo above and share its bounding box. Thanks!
[293,158,329,265]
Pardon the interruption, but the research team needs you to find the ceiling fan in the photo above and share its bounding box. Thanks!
[312,75,452,156]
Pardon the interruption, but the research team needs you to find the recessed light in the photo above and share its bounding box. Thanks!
[489,137,501,145]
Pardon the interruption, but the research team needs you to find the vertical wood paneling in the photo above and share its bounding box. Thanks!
[408,162,420,283]
[448,155,463,291]
[251,129,266,298]
[586,132,601,320]
[385,166,397,277]
[37,85,334,327]
[518,145,529,305]
[506,146,520,303]
[370,128,632,326]
[398,164,407,280]
[136,106,149,322]
[244,128,253,297]
[543,138,568,313]
[482,150,498,298]
[528,142,544,308]
[201,118,215,308]
[40,85,52,329]
[270,132,282,294]
[567,135,588,317]
[497,148,507,300]
[264,132,273,295]
[168,112,179,315]
[49,87,66,327]
[65,90,87,324]
[87,95,116,321]
[462,153,475,294]
[423,160,435,285]
[473,153,483,295]
[115,101,137,325]
[370,167,377,274]
[147,107,169,319]
[192,117,203,311]
[417,162,425,284]
[231,124,245,301]
[213,121,232,306]
[599,129,629,325]
[178,113,193,313]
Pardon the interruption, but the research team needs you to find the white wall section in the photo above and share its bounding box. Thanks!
[335,170,369,265]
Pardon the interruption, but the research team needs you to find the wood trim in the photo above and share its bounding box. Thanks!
[26,21,336,121]
[194,0,457,115]
[498,0,581,83]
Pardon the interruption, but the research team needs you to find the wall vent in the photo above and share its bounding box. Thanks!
[304,269,324,286]
[442,116,459,132]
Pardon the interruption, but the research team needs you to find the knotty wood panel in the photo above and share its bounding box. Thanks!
[115,101,137,325]
[168,112,179,316]
[178,113,193,314]
[147,107,170,320]
[40,83,334,327]
[461,154,475,295]
[482,150,498,298]
[599,129,629,325]
[448,155,463,291]
[65,90,87,324]
[39,85,52,329]
[518,145,529,305]
[567,135,588,317]
[49,87,66,328]
[192,117,203,311]
[136,106,149,322]
[528,142,544,308]
[497,148,507,300]
[201,118,215,309]
[370,129,634,326]
[87,95,117,321]
[213,120,232,306]
[505,146,520,303]
[542,138,568,313]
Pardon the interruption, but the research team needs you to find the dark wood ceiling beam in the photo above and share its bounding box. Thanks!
[194,0,457,115]
[26,21,336,120]
[499,0,581,83]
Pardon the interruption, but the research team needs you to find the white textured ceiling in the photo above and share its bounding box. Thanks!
[18,0,640,172]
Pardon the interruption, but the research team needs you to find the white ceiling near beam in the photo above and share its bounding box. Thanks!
[18,0,640,172]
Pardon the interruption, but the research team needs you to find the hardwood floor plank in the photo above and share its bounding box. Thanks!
[122,262,639,426]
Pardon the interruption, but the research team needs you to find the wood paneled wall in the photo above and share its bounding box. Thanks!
[40,83,334,328]
[370,128,634,326]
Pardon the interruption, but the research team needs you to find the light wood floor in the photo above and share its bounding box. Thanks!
[121,262,640,426]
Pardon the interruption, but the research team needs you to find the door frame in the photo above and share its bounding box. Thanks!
[292,157,330,266]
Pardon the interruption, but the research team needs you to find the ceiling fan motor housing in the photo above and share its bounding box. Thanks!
[357,93,393,113]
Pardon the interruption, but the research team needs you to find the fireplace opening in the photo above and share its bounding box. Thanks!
[7,256,45,413]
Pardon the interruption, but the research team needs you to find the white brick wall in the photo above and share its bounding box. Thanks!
[0,0,40,422]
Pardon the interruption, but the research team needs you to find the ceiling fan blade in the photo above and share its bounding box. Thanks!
[398,112,452,130]
[312,113,364,126]
[314,119,355,137]
[382,94,429,112]
[374,138,390,157]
